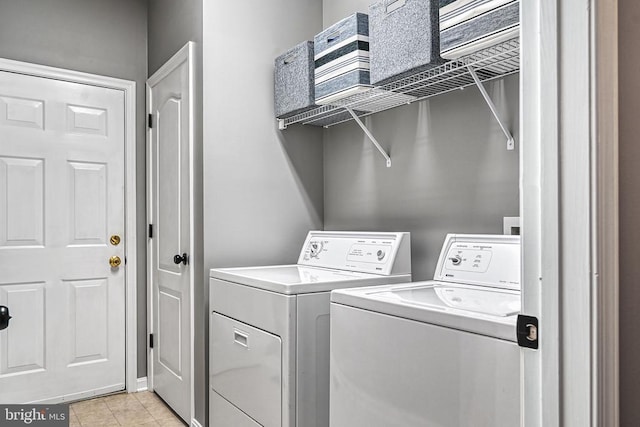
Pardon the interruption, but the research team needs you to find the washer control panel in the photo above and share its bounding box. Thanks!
[435,234,521,290]
[347,244,390,263]
[298,231,410,275]
[446,249,492,273]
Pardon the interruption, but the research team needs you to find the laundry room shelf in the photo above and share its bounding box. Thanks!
[277,37,520,166]
[279,37,519,129]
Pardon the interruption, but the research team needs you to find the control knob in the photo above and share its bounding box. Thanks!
[310,241,323,258]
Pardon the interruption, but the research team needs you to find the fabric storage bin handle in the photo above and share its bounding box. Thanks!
[386,0,407,14]
[326,30,343,44]
[283,53,297,65]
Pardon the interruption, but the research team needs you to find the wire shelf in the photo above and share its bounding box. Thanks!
[279,37,520,129]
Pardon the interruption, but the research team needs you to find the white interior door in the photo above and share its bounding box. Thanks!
[148,43,193,423]
[0,69,126,403]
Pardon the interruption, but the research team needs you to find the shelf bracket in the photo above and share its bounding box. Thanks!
[278,119,287,130]
[467,66,515,151]
[344,107,392,167]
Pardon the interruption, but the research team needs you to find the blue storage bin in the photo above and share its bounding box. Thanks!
[440,0,520,59]
[314,13,371,104]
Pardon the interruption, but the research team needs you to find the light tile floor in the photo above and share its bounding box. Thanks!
[69,391,186,427]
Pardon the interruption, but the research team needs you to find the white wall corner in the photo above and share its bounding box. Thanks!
[136,377,148,392]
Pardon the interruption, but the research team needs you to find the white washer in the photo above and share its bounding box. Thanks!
[330,234,521,427]
[209,231,411,427]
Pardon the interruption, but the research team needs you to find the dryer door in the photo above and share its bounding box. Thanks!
[211,313,282,427]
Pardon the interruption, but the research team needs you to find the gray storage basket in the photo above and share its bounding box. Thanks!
[274,41,316,119]
[369,0,443,85]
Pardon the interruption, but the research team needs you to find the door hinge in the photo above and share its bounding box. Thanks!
[149,333,154,349]
[516,314,539,349]
[148,224,153,238]
[148,113,153,128]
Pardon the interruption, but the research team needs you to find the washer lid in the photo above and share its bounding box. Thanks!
[331,281,519,341]
[375,283,520,317]
[434,234,521,291]
[210,264,411,295]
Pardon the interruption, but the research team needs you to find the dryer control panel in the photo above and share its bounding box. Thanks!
[298,231,411,276]
[434,234,521,290]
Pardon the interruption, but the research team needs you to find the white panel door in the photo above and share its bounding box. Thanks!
[0,70,126,403]
[148,45,192,423]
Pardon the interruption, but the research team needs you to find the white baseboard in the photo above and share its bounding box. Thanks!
[136,377,148,392]
[191,419,203,427]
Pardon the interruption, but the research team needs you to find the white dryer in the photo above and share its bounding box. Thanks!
[330,234,521,427]
[209,231,411,427]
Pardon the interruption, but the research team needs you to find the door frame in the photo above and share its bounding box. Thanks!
[0,58,139,394]
[146,42,196,425]
[521,0,619,425]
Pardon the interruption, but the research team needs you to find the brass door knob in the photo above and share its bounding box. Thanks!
[110,235,121,246]
[109,256,122,268]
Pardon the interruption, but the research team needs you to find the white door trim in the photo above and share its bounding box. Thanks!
[592,0,619,424]
[521,0,619,425]
[0,58,138,394]
[520,0,560,425]
[146,41,196,425]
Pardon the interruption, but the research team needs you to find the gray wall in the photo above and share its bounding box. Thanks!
[322,0,519,281]
[148,0,202,76]
[619,1,640,424]
[202,0,323,424]
[148,0,205,422]
[202,2,324,268]
[0,0,149,377]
